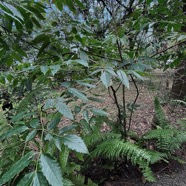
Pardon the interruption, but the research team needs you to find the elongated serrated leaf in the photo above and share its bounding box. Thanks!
[29,118,40,128]
[3,2,23,20]
[47,116,61,130]
[65,59,89,67]
[26,130,37,142]
[117,70,129,89]
[62,134,88,154]
[40,154,63,186]
[0,151,34,185]
[17,172,34,186]
[83,110,89,123]
[76,59,89,67]
[1,9,23,24]
[55,99,74,120]
[50,65,61,76]
[90,109,109,116]
[44,99,55,109]
[59,125,77,134]
[79,50,89,61]
[0,126,28,141]
[40,66,49,75]
[76,81,95,88]
[131,70,144,81]
[32,34,49,44]
[54,137,62,151]
[105,68,117,76]
[101,71,112,88]
[68,88,88,102]
[32,172,49,186]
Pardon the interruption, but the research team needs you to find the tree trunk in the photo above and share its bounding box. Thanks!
[171,0,186,100]
[171,61,186,100]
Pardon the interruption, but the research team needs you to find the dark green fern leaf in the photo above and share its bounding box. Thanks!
[154,97,169,128]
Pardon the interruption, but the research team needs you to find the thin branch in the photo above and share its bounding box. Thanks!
[127,75,139,132]
[151,40,186,58]
[110,86,122,125]
[115,0,128,10]
[115,82,122,92]
[99,0,113,16]
[83,48,121,62]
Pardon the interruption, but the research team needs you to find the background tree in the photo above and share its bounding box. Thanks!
[171,0,186,100]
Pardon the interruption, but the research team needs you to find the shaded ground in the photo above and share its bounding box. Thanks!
[85,72,186,186]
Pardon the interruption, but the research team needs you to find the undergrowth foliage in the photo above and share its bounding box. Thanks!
[143,98,186,156]
[0,0,186,185]
[81,97,186,183]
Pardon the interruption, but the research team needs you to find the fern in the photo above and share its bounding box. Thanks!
[154,97,169,128]
[68,174,98,186]
[84,131,121,147]
[91,138,166,181]
[139,162,156,182]
[144,128,186,153]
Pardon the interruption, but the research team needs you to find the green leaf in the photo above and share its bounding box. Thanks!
[59,146,69,170]
[0,126,28,141]
[55,98,74,120]
[44,99,55,109]
[47,115,61,130]
[59,125,77,134]
[17,172,34,186]
[117,70,129,89]
[105,68,117,76]
[32,34,50,44]
[40,66,49,75]
[0,151,34,185]
[26,130,37,142]
[37,41,50,57]
[3,2,23,20]
[54,0,63,11]
[101,71,112,88]
[79,50,89,61]
[90,109,109,116]
[50,65,61,76]
[40,154,63,186]
[130,70,144,81]
[32,172,49,186]
[68,88,88,102]
[54,137,62,151]
[76,81,95,88]
[83,110,89,123]
[62,134,88,154]
[29,118,40,128]
[65,59,89,67]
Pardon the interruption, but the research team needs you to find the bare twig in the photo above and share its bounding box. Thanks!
[110,86,122,126]
[151,40,186,58]
[127,75,139,132]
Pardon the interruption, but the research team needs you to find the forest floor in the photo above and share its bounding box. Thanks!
[87,73,186,186]
[59,71,186,185]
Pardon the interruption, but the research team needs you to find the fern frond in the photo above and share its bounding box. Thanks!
[68,174,98,186]
[144,129,186,153]
[154,97,169,128]
[91,139,163,164]
[139,162,156,182]
[84,132,121,147]
[91,139,164,182]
